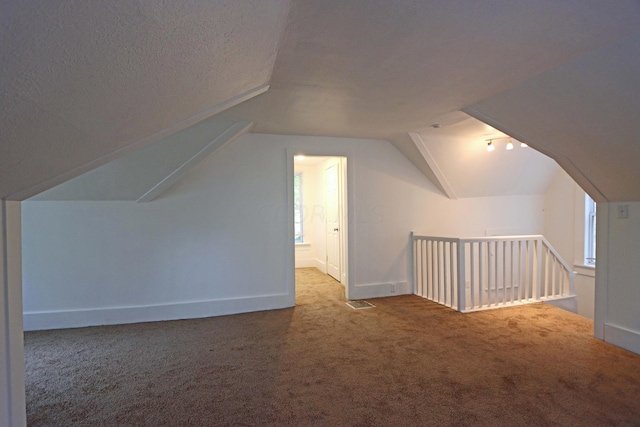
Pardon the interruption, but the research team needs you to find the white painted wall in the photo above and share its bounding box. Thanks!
[294,161,324,268]
[596,202,640,354]
[312,161,327,273]
[543,169,576,264]
[294,242,314,268]
[22,133,546,330]
[542,168,595,319]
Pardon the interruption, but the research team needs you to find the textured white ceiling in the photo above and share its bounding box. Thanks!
[466,31,640,202]
[1,0,290,199]
[221,0,639,139]
[417,117,559,198]
[3,1,640,201]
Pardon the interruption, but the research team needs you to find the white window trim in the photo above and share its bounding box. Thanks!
[585,194,596,266]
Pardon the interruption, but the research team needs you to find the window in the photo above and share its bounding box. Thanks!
[294,172,304,243]
[585,194,596,265]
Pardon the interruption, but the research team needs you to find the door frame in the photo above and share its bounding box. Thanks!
[286,148,354,301]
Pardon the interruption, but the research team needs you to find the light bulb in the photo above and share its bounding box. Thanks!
[506,140,514,150]
[487,141,495,152]
[521,142,528,147]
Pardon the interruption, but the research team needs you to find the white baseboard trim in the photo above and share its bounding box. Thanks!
[349,281,410,300]
[23,294,293,331]
[544,295,578,314]
[604,323,640,355]
[314,258,326,273]
[294,258,315,268]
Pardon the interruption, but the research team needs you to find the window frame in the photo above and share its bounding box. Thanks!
[585,194,596,265]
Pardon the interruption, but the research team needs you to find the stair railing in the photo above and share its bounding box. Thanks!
[412,233,576,312]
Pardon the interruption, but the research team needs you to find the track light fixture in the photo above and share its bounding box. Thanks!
[487,141,495,152]
[485,136,526,151]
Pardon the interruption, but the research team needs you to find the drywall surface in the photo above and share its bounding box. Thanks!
[543,169,577,264]
[294,161,323,268]
[2,1,290,200]
[418,124,559,199]
[465,32,640,202]
[311,161,328,272]
[542,168,596,319]
[23,134,545,330]
[575,272,595,319]
[30,117,241,201]
[601,201,640,353]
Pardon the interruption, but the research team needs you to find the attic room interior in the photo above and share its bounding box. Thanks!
[2,1,640,425]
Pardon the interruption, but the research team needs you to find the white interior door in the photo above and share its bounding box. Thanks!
[325,161,341,281]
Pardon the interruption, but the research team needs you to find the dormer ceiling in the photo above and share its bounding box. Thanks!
[221,0,639,140]
[2,1,640,201]
[465,31,640,202]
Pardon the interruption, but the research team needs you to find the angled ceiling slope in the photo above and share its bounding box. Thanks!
[391,116,560,199]
[220,0,639,141]
[465,31,640,203]
[1,1,291,200]
[215,0,639,197]
[30,119,252,202]
[387,132,454,198]
[4,1,640,202]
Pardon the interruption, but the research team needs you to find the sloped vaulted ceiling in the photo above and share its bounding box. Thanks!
[218,0,640,200]
[2,1,640,201]
[465,31,640,202]
[0,0,290,199]
[221,0,639,140]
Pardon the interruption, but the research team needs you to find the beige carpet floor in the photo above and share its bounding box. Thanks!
[25,268,640,426]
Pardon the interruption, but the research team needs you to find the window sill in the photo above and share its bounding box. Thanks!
[574,264,596,278]
[295,242,311,247]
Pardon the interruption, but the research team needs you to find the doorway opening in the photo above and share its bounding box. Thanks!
[291,154,349,301]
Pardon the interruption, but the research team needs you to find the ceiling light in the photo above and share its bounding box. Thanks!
[487,141,495,152]
[294,155,305,161]
[521,142,528,147]
[506,139,514,150]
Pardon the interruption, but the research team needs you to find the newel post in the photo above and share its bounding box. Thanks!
[535,238,543,300]
[457,239,466,312]
[410,232,415,294]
